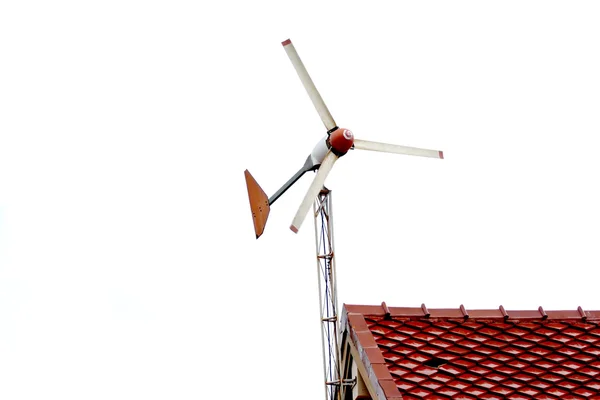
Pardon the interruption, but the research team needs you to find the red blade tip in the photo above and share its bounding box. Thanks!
[282,39,292,46]
[290,225,298,233]
[439,151,444,159]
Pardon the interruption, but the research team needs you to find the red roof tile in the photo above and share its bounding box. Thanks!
[342,303,600,399]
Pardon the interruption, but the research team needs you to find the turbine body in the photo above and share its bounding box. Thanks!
[309,128,354,166]
[244,39,444,238]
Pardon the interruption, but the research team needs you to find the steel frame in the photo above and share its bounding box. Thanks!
[313,188,351,400]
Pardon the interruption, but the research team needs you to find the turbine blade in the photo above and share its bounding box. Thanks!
[282,39,337,132]
[353,139,444,159]
[290,151,338,233]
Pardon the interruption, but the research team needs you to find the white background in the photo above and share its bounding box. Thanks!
[1,1,600,399]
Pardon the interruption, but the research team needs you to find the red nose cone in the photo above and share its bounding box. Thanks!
[329,128,354,155]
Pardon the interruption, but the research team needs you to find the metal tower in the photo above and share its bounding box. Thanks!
[313,188,353,400]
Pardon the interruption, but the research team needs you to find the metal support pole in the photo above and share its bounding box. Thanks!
[313,188,342,400]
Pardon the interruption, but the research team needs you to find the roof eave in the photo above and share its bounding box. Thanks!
[341,305,404,400]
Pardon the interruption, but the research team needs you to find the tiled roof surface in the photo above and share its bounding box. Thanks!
[342,304,600,400]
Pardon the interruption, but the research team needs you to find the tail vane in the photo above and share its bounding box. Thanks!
[244,170,270,239]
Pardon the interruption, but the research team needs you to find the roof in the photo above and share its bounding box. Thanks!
[341,303,600,400]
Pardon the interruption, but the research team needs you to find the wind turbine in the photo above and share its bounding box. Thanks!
[244,39,443,238]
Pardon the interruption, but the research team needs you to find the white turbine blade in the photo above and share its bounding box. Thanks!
[282,39,337,132]
[290,151,338,233]
[353,139,444,159]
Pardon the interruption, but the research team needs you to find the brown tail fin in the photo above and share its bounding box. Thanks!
[244,170,270,239]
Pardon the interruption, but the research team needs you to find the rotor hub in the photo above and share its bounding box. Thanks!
[328,128,354,156]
